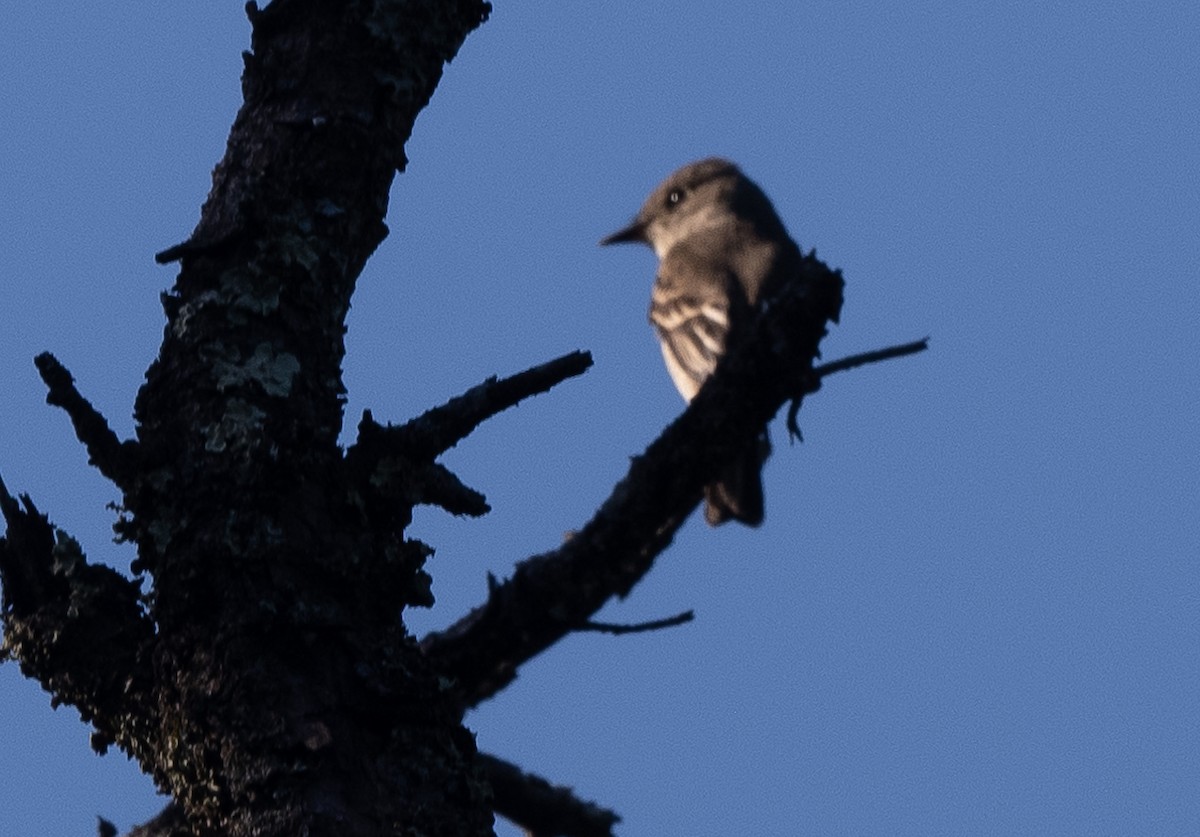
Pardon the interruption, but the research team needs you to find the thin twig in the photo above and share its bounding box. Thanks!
[577,610,695,635]
[788,337,929,440]
[814,337,929,379]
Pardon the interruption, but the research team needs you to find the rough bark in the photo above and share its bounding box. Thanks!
[6,1,496,834]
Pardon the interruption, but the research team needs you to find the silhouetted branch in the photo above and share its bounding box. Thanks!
[480,753,619,837]
[394,350,593,459]
[422,251,843,708]
[814,337,929,379]
[419,460,491,517]
[578,609,695,635]
[787,336,930,439]
[33,353,139,490]
[0,477,154,756]
[0,477,57,617]
[345,352,591,520]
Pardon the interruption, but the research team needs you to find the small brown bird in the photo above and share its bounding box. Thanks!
[602,158,803,526]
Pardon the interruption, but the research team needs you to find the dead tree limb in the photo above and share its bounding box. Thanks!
[422,251,845,708]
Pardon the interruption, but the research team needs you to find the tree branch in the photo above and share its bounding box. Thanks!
[814,337,929,379]
[422,251,844,708]
[786,336,929,439]
[344,352,591,521]
[480,752,619,837]
[347,410,491,522]
[393,350,593,460]
[0,477,155,757]
[577,609,695,636]
[33,353,139,491]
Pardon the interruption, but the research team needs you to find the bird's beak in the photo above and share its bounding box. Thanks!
[599,219,647,246]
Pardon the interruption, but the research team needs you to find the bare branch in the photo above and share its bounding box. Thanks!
[814,337,929,379]
[345,410,490,526]
[0,476,57,615]
[787,337,930,439]
[422,251,843,708]
[33,353,138,490]
[480,753,619,837]
[345,352,591,520]
[418,461,491,517]
[395,350,593,459]
[578,609,695,635]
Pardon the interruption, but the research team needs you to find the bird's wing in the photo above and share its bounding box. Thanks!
[649,250,743,402]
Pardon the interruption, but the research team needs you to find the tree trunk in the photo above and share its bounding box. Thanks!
[6,2,496,834]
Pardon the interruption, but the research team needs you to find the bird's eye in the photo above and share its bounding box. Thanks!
[667,189,684,208]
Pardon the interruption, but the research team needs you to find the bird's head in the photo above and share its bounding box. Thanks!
[601,158,783,259]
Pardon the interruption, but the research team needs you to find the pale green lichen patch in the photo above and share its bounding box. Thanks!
[213,343,300,398]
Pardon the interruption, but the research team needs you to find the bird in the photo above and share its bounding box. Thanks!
[600,157,803,527]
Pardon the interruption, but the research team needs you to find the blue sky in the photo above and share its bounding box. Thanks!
[2,3,1198,835]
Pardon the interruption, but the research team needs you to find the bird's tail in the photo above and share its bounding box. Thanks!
[704,431,770,527]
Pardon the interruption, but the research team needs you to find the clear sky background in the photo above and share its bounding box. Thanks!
[2,3,1197,835]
